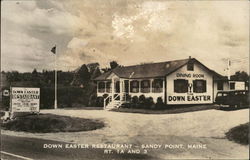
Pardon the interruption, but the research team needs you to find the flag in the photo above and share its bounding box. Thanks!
[51,45,56,54]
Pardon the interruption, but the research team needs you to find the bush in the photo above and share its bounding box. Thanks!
[155,97,165,109]
[145,97,155,109]
[121,102,132,108]
[88,94,97,107]
[131,96,139,108]
[96,96,104,107]
[1,114,105,133]
[125,94,131,102]
[226,123,249,145]
[138,95,146,108]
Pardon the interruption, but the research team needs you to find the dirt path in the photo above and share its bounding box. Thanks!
[2,108,249,159]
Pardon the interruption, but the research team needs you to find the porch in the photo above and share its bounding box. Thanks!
[97,78,165,109]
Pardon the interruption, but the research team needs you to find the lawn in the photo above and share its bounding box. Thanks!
[226,122,249,145]
[1,113,105,133]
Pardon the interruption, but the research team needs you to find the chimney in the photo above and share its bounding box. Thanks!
[189,56,191,60]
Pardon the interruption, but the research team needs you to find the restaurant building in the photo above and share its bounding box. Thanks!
[94,57,240,109]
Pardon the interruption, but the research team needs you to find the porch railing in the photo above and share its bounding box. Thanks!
[103,92,126,109]
[104,95,111,109]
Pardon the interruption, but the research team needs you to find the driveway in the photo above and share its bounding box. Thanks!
[2,108,249,159]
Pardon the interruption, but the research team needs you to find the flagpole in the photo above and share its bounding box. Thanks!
[227,59,231,81]
[54,46,58,109]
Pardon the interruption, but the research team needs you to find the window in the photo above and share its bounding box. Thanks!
[193,80,206,93]
[174,79,188,93]
[217,81,223,90]
[152,79,163,93]
[106,82,111,93]
[141,80,150,93]
[187,62,194,71]
[115,81,120,93]
[230,82,235,90]
[130,80,139,93]
[217,92,228,97]
[98,82,105,93]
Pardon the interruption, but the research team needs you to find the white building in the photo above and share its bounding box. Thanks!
[94,57,246,109]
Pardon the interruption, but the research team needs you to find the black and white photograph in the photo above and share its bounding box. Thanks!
[1,0,249,159]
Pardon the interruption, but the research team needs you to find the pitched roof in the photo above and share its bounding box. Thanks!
[94,58,223,80]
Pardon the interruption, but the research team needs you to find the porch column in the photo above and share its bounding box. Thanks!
[104,81,106,93]
[162,78,165,102]
[139,80,141,93]
[150,79,153,93]
[97,81,99,93]
[111,78,115,105]
[128,80,130,93]
[120,79,123,100]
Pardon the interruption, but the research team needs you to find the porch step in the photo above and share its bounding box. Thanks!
[104,100,122,110]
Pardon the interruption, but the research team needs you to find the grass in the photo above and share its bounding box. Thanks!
[225,123,249,145]
[1,113,105,133]
[112,104,219,114]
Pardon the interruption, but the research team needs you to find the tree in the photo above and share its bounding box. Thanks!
[6,71,20,82]
[31,68,39,83]
[71,64,90,86]
[32,69,38,75]
[90,67,101,79]
[78,64,90,82]
[101,68,110,73]
[110,61,119,69]
[232,71,249,81]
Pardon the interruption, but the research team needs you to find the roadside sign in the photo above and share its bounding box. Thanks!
[11,87,40,113]
[3,90,9,96]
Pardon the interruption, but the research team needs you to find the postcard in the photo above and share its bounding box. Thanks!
[1,0,249,160]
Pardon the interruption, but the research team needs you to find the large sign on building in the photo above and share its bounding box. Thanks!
[166,63,214,105]
[11,87,40,112]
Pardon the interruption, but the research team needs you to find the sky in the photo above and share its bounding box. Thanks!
[1,0,249,75]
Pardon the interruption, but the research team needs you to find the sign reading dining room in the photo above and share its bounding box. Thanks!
[176,73,205,78]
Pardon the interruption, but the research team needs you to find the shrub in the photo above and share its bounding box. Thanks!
[121,102,132,108]
[138,95,146,108]
[125,94,131,102]
[145,97,154,109]
[226,123,249,145]
[96,96,104,107]
[155,97,165,109]
[131,96,139,108]
[88,94,97,107]
[1,114,105,133]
